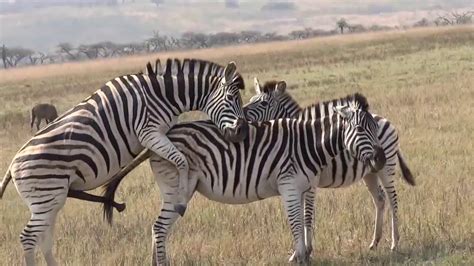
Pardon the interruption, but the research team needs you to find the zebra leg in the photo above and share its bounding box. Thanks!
[363,173,386,250]
[290,189,315,261]
[30,114,35,130]
[151,202,180,266]
[304,189,315,255]
[278,179,308,264]
[138,132,189,216]
[19,188,67,266]
[149,156,196,265]
[35,119,41,130]
[378,169,399,250]
[39,222,57,266]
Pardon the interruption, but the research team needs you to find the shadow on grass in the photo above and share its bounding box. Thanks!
[309,239,473,265]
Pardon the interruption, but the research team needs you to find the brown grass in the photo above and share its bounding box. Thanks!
[0,25,473,265]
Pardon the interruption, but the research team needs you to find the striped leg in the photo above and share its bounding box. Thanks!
[378,171,399,250]
[152,203,180,266]
[303,189,315,256]
[139,132,189,216]
[278,177,308,264]
[150,157,195,265]
[363,173,386,250]
[19,186,67,266]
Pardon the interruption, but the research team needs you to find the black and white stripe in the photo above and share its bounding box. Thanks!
[135,94,383,264]
[245,78,415,251]
[0,58,249,266]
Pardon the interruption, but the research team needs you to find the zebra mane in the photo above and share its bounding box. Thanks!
[302,93,369,115]
[144,58,245,89]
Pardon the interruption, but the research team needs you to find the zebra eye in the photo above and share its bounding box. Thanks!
[260,101,268,107]
[226,94,235,101]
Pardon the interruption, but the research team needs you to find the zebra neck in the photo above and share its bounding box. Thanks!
[312,116,345,160]
[194,77,220,112]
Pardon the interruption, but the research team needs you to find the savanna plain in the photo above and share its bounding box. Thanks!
[0,26,473,265]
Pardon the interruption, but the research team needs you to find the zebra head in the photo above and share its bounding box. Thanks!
[333,99,386,172]
[244,77,301,121]
[205,62,249,142]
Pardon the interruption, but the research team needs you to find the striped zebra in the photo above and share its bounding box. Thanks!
[244,78,415,251]
[0,58,249,266]
[103,93,385,264]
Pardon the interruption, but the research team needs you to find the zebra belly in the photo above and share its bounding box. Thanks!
[196,181,279,204]
[317,151,369,188]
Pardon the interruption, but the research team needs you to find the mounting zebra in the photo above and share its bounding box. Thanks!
[244,78,415,251]
[0,58,249,266]
[99,93,385,264]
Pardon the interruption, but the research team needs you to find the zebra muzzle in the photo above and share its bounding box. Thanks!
[369,145,386,172]
[224,118,249,142]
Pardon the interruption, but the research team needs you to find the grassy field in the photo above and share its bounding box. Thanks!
[0,26,473,265]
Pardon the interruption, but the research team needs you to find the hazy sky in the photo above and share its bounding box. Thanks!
[0,0,472,52]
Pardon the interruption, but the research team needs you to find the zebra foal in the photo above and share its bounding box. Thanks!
[245,78,415,251]
[0,58,249,266]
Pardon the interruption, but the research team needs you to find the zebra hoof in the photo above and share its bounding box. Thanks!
[288,251,297,263]
[114,202,126,212]
[174,204,187,216]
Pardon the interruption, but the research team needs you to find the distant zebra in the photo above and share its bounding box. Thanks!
[244,78,415,251]
[0,58,249,266]
[30,103,58,130]
[101,93,385,264]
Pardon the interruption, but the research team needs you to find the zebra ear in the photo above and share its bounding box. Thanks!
[333,105,352,119]
[254,77,262,94]
[223,61,237,84]
[276,81,286,94]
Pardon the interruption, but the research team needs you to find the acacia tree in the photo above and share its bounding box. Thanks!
[337,18,349,34]
[3,47,34,67]
[57,42,77,61]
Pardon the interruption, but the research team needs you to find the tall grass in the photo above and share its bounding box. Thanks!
[0,26,473,265]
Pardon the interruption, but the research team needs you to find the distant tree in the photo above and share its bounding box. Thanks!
[435,11,473,26]
[27,52,46,65]
[413,18,430,27]
[145,31,170,52]
[181,32,209,49]
[57,42,77,61]
[2,44,7,69]
[119,42,145,55]
[262,32,287,41]
[208,32,240,46]
[368,24,392,31]
[348,24,366,33]
[238,30,262,43]
[3,47,34,67]
[336,18,349,34]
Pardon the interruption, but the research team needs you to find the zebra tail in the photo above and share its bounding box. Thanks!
[102,178,121,225]
[102,149,152,225]
[397,150,415,186]
[0,170,12,199]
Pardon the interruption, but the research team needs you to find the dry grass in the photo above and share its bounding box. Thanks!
[0,26,473,265]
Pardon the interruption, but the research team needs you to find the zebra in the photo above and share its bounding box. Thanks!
[244,78,415,251]
[98,93,385,264]
[0,58,249,266]
[30,103,58,130]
